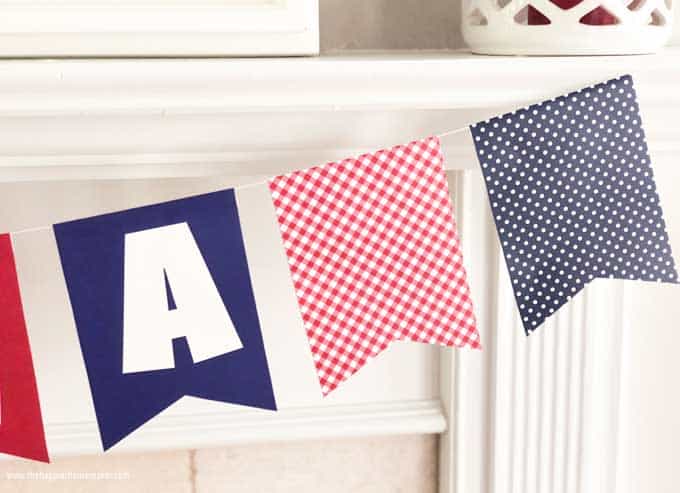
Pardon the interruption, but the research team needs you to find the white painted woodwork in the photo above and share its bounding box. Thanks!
[0,0,319,56]
[438,52,680,493]
[0,51,677,493]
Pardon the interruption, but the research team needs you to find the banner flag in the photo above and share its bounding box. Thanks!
[269,136,480,395]
[471,75,678,334]
[0,233,49,462]
[53,190,277,450]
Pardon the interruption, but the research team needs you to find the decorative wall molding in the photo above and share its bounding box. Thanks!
[0,142,679,183]
[0,50,677,115]
[0,52,677,183]
[440,170,499,493]
[440,169,634,493]
[0,0,319,57]
[0,400,445,459]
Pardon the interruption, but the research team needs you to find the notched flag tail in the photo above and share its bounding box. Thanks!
[269,136,480,395]
[0,233,49,462]
[471,75,678,334]
[53,190,276,451]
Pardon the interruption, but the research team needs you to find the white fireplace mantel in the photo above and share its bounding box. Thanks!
[1,49,678,179]
[1,49,678,493]
[1,50,678,114]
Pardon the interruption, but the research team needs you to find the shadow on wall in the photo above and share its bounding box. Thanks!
[320,0,465,51]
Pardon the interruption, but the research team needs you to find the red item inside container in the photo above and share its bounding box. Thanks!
[528,0,618,25]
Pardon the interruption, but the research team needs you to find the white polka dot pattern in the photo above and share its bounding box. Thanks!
[269,137,480,395]
[471,75,678,334]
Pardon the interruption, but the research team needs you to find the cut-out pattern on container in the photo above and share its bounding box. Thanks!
[463,0,673,54]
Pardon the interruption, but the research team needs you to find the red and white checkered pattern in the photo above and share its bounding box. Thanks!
[269,136,480,395]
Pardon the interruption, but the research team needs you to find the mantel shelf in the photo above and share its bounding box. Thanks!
[0,48,678,181]
[0,48,678,117]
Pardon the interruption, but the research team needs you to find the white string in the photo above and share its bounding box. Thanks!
[235,179,268,190]
[232,126,468,192]
[8,126,469,237]
[436,126,468,139]
[12,225,50,235]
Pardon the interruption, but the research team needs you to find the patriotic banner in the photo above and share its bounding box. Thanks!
[269,137,480,394]
[0,135,478,460]
[52,190,277,450]
[470,75,678,333]
[0,234,49,463]
[0,74,674,462]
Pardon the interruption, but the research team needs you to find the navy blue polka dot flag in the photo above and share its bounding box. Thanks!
[470,75,678,334]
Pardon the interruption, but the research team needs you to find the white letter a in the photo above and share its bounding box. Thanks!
[122,222,243,374]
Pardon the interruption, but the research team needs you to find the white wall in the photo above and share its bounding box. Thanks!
[320,0,680,51]
[626,284,680,493]
[321,0,464,50]
[623,142,680,493]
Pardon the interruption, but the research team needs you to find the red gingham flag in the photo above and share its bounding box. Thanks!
[269,136,481,395]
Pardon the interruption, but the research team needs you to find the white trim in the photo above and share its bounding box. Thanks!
[0,140,678,184]
[439,170,633,493]
[613,284,633,493]
[0,0,318,56]
[438,346,456,493]
[578,281,626,492]
[0,400,445,459]
[0,145,483,184]
[445,169,499,493]
[0,50,677,114]
[0,52,677,183]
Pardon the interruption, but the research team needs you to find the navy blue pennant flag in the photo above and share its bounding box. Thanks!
[54,189,277,450]
[471,75,678,334]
